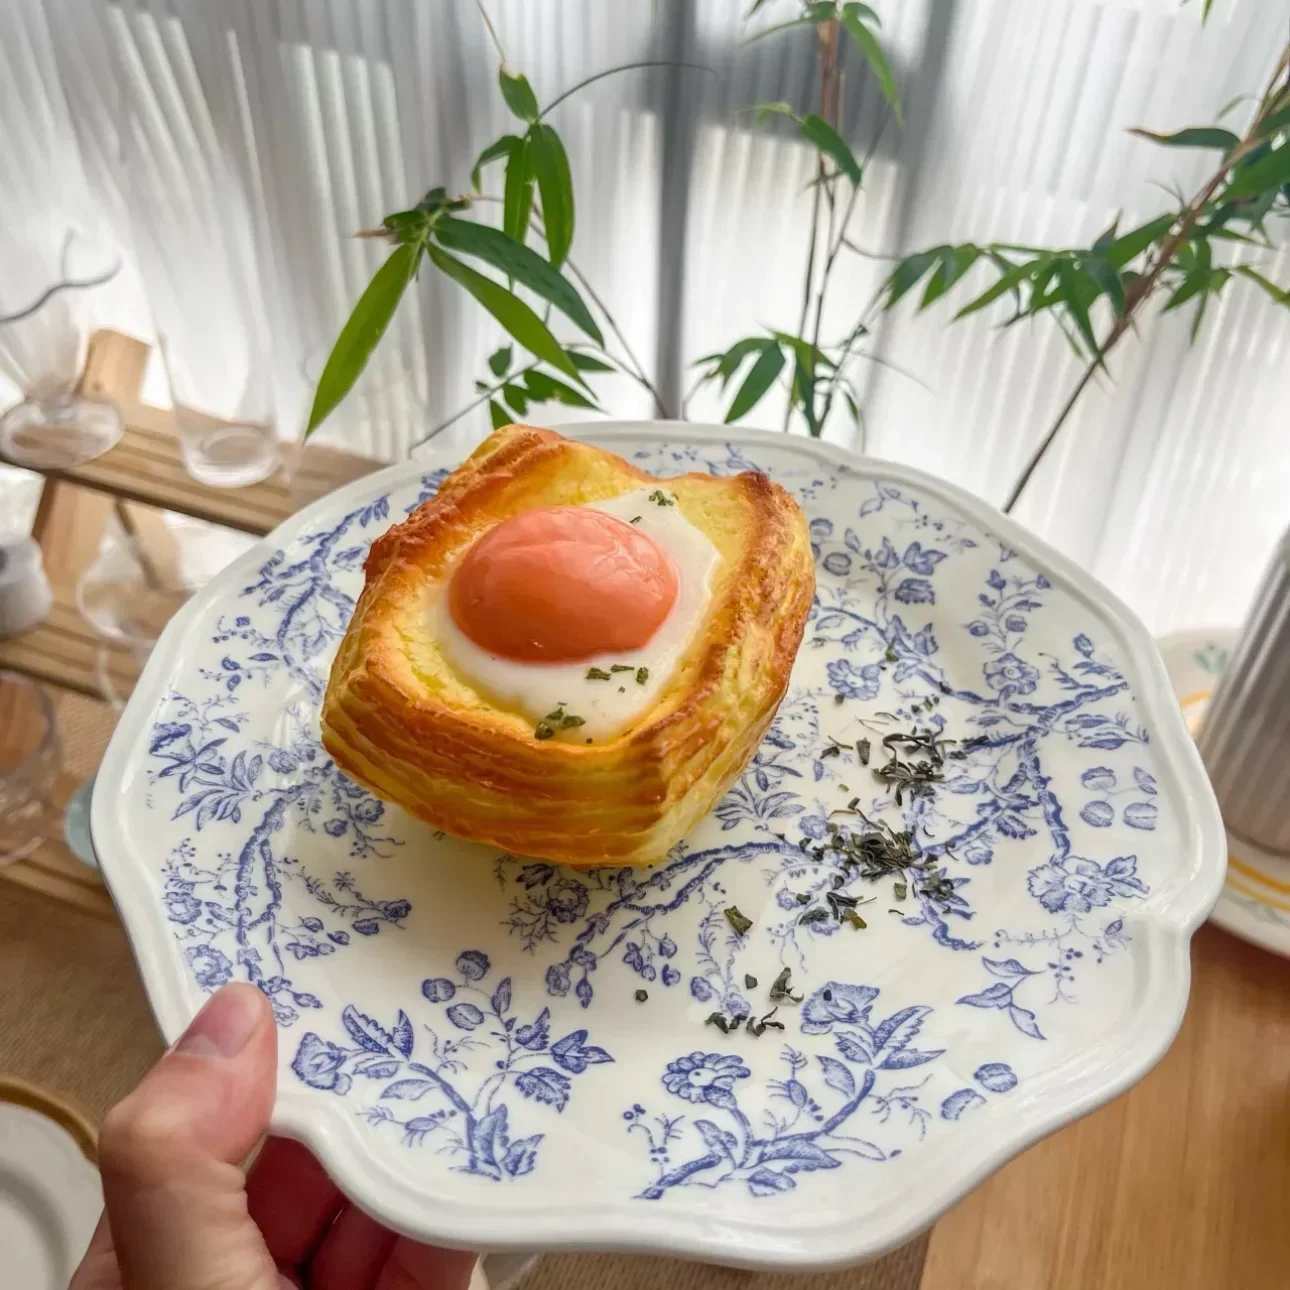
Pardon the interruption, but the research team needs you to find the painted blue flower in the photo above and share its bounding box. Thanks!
[291,1032,351,1094]
[801,982,879,1034]
[268,750,297,773]
[1081,801,1114,828]
[827,659,881,700]
[546,964,571,996]
[661,1052,750,1108]
[353,799,384,824]
[894,577,934,605]
[1081,766,1116,791]
[983,652,1038,696]
[809,517,833,539]
[447,1003,486,1030]
[422,977,455,1003]
[324,819,347,837]
[689,976,714,1002]
[164,891,202,924]
[546,878,590,924]
[353,919,380,936]
[961,838,994,866]
[1123,802,1157,831]
[185,945,232,989]
[800,814,828,840]
[975,1062,1018,1093]
[457,950,490,980]
[1026,854,1146,914]
[822,551,852,576]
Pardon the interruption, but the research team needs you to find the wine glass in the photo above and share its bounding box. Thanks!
[0,671,76,865]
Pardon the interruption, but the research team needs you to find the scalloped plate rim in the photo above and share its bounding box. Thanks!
[92,422,1224,1271]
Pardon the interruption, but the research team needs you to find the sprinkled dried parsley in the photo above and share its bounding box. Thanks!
[635,667,649,685]
[872,728,948,806]
[635,989,648,1003]
[769,967,803,1004]
[857,738,871,766]
[586,667,612,681]
[535,705,586,739]
[610,664,634,673]
[630,515,643,524]
[648,489,675,507]
[723,906,753,935]
[744,973,758,989]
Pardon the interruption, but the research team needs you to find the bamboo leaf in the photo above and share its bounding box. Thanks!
[799,114,863,184]
[1055,260,1100,360]
[839,8,902,124]
[499,68,539,122]
[1223,142,1290,201]
[503,136,533,243]
[725,340,785,422]
[488,344,512,376]
[471,134,523,190]
[434,216,602,342]
[843,3,881,27]
[528,124,575,266]
[1104,213,1176,267]
[489,399,510,429]
[953,257,1039,320]
[752,101,799,125]
[1163,269,1211,312]
[711,337,767,388]
[920,245,980,309]
[744,16,814,46]
[427,245,582,382]
[1081,254,1125,315]
[886,249,941,306]
[305,242,419,437]
[1256,104,1290,139]
[522,369,599,408]
[568,350,615,372]
[1235,264,1290,304]
[1091,215,1120,255]
[503,382,529,416]
[1128,125,1241,150]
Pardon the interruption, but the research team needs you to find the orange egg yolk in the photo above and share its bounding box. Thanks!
[448,506,679,662]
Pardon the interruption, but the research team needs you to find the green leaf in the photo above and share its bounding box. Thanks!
[1081,254,1125,315]
[528,124,575,266]
[1055,260,1100,360]
[1163,269,1211,312]
[839,8,902,124]
[305,242,419,437]
[886,250,941,306]
[843,387,861,424]
[471,134,523,190]
[744,16,813,46]
[503,382,530,415]
[843,3,881,27]
[953,257,1038,319]
[522,369,598,408]
[568,350,615,372]
[799,114,863,184]
[1091,215,1119,255]
[488,345,513,376]
[1256,104,1290,139]
[433,216,602,343]
[1104,213,1176,267]
[1235,264,1290,304]
[503,136,533,243]
[791,354,821,437]
[489,399,510,429]
[751,100,798,125]
[803,2,839,19]
[920,245,980,309]
[1223,142,1290,201]
[499,68,539,122]
[427,244,582,383]
[1128,126,1241,150]
[711,337,767,388]
[725,340,785,422]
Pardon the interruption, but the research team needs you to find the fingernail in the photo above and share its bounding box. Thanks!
[175,984,263,1060]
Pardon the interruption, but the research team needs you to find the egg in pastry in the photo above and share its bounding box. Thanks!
[321,425,814,867]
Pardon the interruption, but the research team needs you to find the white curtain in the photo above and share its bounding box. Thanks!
[1,0,1286,636]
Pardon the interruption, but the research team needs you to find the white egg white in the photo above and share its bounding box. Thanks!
[434,487,720,741]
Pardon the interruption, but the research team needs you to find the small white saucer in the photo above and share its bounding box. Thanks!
[1158,630,1290,958]
[0,1079,101,1289]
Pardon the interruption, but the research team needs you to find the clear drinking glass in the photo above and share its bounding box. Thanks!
[0,224,123,469]
[0,671,75,865]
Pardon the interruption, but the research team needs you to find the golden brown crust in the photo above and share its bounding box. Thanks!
[321,425,815,866]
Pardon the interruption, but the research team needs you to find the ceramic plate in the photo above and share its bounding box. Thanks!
[1157,629,1290,958]
[0,1079,100,1289]
[94,425,1223,1270]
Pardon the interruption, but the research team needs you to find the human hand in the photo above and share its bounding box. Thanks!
[70,982,479,1290]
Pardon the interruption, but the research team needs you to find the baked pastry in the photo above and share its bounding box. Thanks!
[321,425,814,866]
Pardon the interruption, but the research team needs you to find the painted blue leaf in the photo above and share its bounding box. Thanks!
[515,1008,550,1050]
[817,1054,855,1099]
[975,1062,1018,1093]
[756,1138,840,1171]
[940,1088,986,1120]
[1080,766,1117,790]
[1083,735,1128,750]
[956,983,1013,1009]
[894,577,935,605]
[492,977,513,1017]
[872,1005,928,1057]
[514,1066,571,1111]
[1081,800,1115,828]
[380,1079,436,1100]
[149,722,191,752]
[342,1005,393,1054]
[983,957,1036,979]
[392,1010,414,1058]
[1008,1005,1046,1040]
[786,1079,809,1108]
[747,1167,796,1196]
[575,978,593,1008]
[446,1004,485,1031]
[355,1059,400,1079]
[1074,633,1094,657]
[502,1133,542,1177]
[1133,767,1158,796]
[835,1032,876,1064]
[902,542,947,575]
[694,1119,739,1165]
[880,1046,945,1070]
[469,1105,509,1169]
[814,613,849,631]
[1067,715,1108,729]
[987,569,1007,590]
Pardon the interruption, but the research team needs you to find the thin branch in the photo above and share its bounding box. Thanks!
[474,0,506,64]
[410,359,542,448]
[539,61,717,121]
[1002,42,1290,513]
[0,261,122,327]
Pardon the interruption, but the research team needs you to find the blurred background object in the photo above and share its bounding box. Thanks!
[0,671,77,866]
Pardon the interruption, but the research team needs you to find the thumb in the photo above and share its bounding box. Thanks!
[96,982,282,1290]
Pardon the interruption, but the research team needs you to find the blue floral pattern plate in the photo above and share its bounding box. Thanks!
[93,425,1223,1270]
